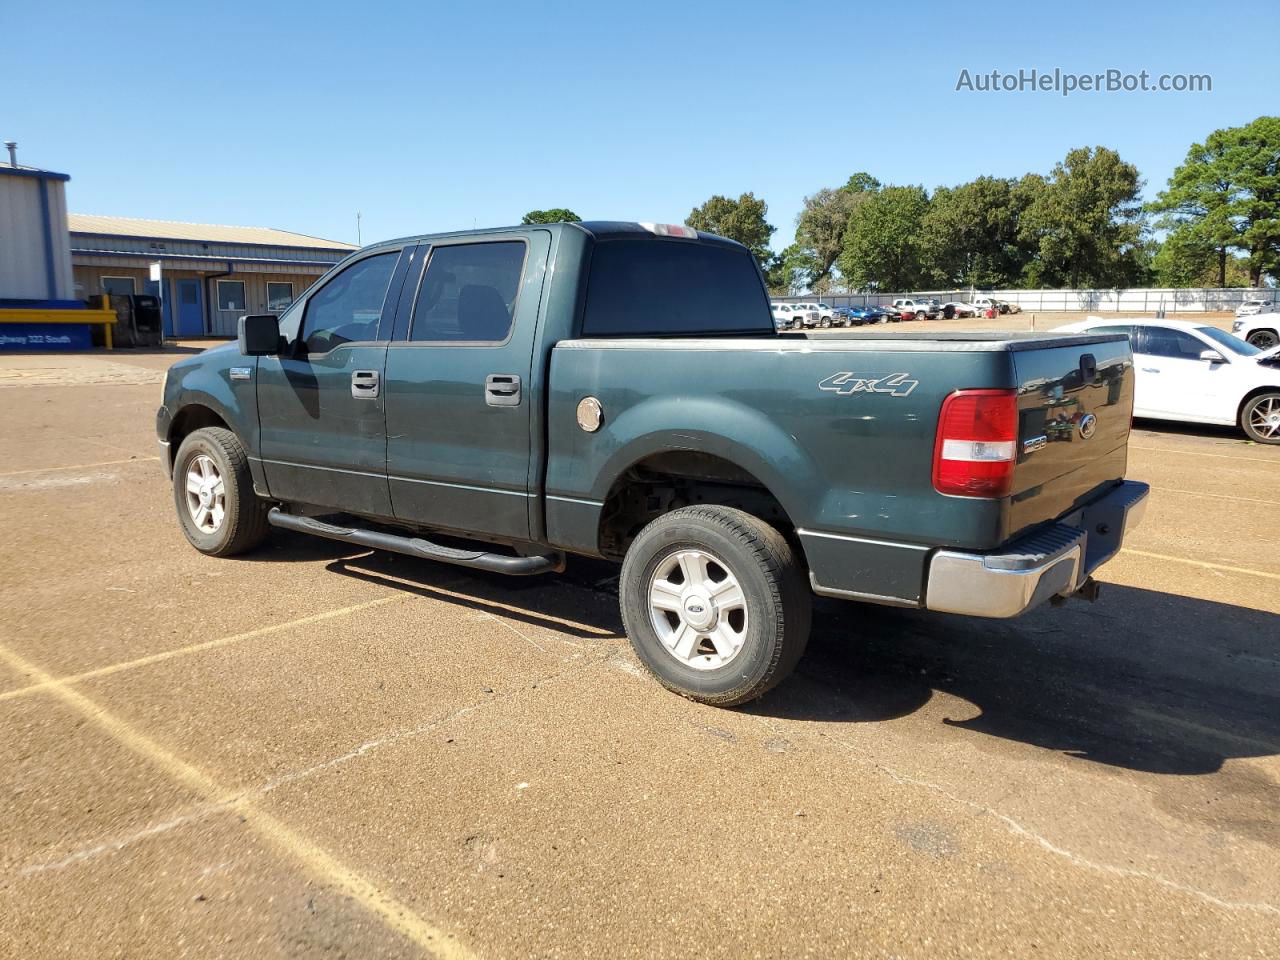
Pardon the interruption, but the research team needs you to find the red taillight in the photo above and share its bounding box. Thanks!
[933,389,1018,498]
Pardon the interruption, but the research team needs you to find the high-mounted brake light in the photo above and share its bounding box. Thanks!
[933,389,1019,498]
[639,222,699,239]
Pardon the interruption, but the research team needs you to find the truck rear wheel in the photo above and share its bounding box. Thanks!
[619,506,811,706]
[172,427,271,556]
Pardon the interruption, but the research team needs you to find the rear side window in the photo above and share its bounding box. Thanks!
[583,239,772,337]
[411,241,526,342]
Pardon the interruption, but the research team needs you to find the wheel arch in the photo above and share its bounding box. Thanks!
[1237,384,1280,423]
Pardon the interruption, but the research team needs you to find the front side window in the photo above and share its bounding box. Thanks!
[1138,327,1209,360]
[299,252,398,354]
[410,241,526,342]
[1197,326,1260,357]
[217,280,246,312]
[266,282,294,313]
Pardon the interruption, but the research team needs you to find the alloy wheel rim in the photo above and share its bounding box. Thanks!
[184,454,226,533]
[1249,397,1280,439]
[647,548,748,670]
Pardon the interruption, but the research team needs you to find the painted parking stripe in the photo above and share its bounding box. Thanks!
[0,595,405,704]
[0,640,475,959]
[1122,548,1280,581]
[1130,445,1280,464]
[1149,486,1280,507]
[0,456,160,478]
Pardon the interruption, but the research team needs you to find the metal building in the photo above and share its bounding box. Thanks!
[0,161,75,302]
[69,215,356,336]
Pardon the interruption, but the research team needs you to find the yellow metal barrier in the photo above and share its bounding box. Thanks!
[0,307,119,349]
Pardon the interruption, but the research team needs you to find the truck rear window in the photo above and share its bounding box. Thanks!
[582,239,774,337]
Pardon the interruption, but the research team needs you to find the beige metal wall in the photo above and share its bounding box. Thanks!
[0,176,74,300]
[72,265,326,334]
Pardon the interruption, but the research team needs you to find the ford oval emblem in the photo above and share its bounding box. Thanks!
[1077,413,1098,439]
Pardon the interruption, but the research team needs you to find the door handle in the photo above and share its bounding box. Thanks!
[485,373,521,407]
[351,369,380,399]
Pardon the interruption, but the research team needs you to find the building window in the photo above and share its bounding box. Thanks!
[266,282,294,313]
[101,276,137,296]
[216,280,247,312]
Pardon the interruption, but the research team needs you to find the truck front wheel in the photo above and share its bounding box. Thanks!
[619,506,811,706]
[172,427,271,556]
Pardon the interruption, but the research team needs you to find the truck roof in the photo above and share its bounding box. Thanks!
[363,220,747,253]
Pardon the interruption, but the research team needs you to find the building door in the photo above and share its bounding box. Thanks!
[212,279,248,336]
[174,278,204,336]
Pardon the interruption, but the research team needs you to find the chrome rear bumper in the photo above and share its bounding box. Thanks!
[925,480,1149,618]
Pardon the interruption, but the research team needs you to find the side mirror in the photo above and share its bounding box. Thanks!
[1200,349,1226,364]
[238,314,280,356]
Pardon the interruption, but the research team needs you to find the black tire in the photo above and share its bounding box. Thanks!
[619,506,811,706]
[1240,391,1280,445]
[1247,329,1278,350]
[172,427,271,556]
[915,311,926,320]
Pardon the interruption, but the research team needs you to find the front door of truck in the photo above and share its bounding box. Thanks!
[256,247,411,516]
[383,231,551,541]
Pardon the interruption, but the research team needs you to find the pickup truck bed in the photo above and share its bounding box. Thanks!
[158,220,1147,706]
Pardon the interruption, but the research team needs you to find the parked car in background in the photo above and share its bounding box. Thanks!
[771,302,819,329]
[1057,316,1280,444]
[1001,300,1022,314]
[891,297,940,320]
[1232,312,1280,350]
[1236,298,1275,318]
[971,296,1005,316]
[944,301,978,318]
[793,302,835,326]
[836,305,888,326]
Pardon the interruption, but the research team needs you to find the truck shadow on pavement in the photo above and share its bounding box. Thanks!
[260,534,1279,779]
[757,587,1280,778]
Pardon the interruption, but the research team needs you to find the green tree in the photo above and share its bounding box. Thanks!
[919,176,1032,288]
[685,192,776,267]
[837,186,931,291]
[794,172,881,285]
[1148,116,1280,286]
[520,208,581,224]
[1018,147,1146,288]
[764,243,818,296]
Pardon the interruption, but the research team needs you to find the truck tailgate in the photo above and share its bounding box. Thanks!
[1007,336,1134,537]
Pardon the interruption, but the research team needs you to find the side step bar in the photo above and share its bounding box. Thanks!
[267,508,565,576]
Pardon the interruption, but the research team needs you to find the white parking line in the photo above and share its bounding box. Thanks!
[1130,445,1279,464]
[0,456,159,478]
[1122,548,1280,581]
[1149,486,1280,507]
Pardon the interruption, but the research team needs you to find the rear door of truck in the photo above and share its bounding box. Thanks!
[1006,335,1134,536]
[381,231,552,541]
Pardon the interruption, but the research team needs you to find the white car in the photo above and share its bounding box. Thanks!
[1057,316,1280,443]
[1235,298,1275,318]
[1232,311,1280,350]
[793,301,836,326]
[770,303,818,330]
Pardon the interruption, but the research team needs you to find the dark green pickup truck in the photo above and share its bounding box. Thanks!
[158,221,1148,705]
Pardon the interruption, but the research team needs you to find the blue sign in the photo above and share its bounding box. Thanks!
[0,323,93,350]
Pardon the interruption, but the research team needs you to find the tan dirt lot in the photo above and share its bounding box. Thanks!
[0,341,1277,959]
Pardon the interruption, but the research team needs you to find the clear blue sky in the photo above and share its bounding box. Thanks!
[6,0,1277,252]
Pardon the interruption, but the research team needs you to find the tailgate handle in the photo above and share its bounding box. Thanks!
[1079,353,1097,382]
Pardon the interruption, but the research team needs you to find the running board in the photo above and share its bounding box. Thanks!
[267,508,565,576]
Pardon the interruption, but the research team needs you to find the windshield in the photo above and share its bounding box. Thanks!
[1197,326,1261,357]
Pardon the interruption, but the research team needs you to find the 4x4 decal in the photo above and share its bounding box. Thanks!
[818,371,919,397]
